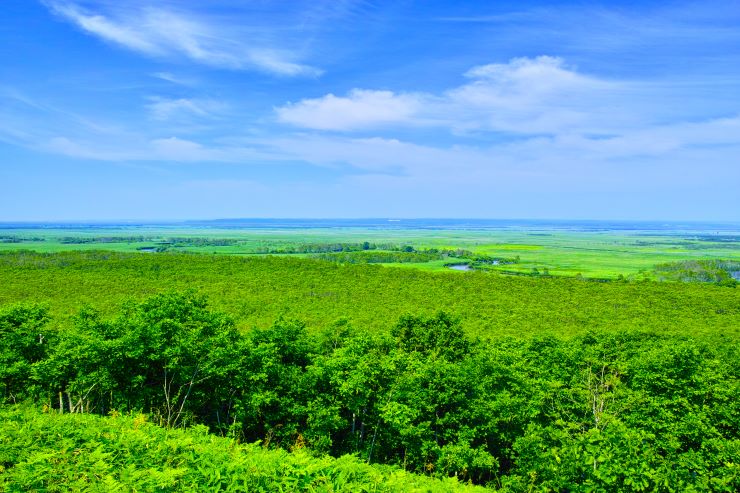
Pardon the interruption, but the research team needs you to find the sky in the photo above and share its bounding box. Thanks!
[1,0,739,221]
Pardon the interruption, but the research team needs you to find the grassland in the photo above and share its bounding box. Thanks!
[1,222,739,279]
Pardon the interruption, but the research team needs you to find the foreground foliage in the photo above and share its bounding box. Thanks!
[2,292,738,491]
[0,406,485,492]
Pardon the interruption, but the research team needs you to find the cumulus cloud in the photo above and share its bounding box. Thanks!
[449,56,609,112]
[275,90,424,130]
[447,56,624,134]
[46,1,321,76]
[275,56,621,134]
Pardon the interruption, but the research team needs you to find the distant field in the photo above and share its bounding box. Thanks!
[1,222,739,279]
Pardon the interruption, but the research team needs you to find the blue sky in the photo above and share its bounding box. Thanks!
[1,0,739,221]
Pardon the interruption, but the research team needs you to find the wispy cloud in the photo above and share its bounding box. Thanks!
[146,97,226,121]
[433,12,540,23]
[46,1,322,76]
[43,135,270,163]
[247,115,740,180]
[150,72,195,86]
[5,60,740,178]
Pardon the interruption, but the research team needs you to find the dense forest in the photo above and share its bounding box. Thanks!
[654,260,740,286]
[1,250,738,490]
[2,290,738,491]
[0,251,738,338]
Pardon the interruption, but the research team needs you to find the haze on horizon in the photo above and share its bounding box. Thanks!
[1,0,739,222]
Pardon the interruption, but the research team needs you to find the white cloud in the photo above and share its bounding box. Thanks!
[46,1,321,76]
[5,51,739,198]
[459,56,603,99]
[450,57,609,111]
[547,115,740,158]
[249,134,529,182]
[149,137,209,161]
[146,97,226,121]
[150,72,195,86]
[247,111,740,183]
[50,2,160,54]
[275,56,622,134]
[43,135,267,163]
[276,90,424,130]
[25,107,740,176]
[445,56,623,134]
[246,49,324,78]
[46,136,128,160]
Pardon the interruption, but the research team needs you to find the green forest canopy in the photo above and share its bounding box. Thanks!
[1,291,738,491]
[0,250,738,491]
[0,251,738,339]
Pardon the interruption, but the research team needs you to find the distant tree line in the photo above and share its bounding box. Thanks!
[654,259,739,287]
[311,248,520,266]
[311,251,444,263]
[0,235,46,243]
[59,236,152,244]
[59,236,241,247]
[254,241,386,254]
